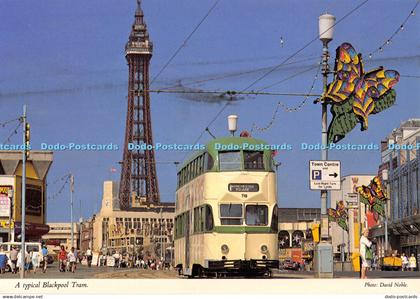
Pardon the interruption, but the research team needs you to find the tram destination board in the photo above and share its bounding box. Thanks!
[228,183,259,192]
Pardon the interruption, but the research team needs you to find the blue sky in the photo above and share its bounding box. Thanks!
[0,0,419,222]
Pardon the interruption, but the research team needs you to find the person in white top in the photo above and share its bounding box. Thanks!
[67,247,77,273]
[359,228,372,279]
[30,249,40,274]
[86,248,93,267]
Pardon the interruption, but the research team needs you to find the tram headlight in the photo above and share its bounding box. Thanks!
[221,244,229,254]
[260,245,268,253]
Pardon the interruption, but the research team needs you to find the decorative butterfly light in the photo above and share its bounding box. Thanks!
[327,200,348,231]
[325,43,400,143]
[357,176,387,217]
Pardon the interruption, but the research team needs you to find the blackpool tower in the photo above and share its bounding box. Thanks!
[119,0,160,209]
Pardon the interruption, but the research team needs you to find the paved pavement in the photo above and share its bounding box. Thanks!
[273,269,420,279]
[1,264,419,279]
[0,264,173,279]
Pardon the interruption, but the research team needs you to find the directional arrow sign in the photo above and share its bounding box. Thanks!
[309,160,341,190]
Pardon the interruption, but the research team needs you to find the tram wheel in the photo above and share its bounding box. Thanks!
[264,270,272,278]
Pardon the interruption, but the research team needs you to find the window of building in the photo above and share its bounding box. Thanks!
[411,169,418,215]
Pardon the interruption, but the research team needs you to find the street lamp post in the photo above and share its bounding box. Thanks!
[382,169,390,255]
[7,189,14,242]
[314,13,335,279]
[319,12,335,239]
[70,174,74,249]
[20,105,27,279]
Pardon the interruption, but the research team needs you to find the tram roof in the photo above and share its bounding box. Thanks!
[179,136,270,170]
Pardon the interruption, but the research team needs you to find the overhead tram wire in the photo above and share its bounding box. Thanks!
[251,61,322,132]
[2,120,23,145]
[401,74,420,79]
[252,0,419,132]
[243,0,370,93]
[150,0,220,85]
[0,117,22,128]
[147,89,321,97]
[48,174,71,201]
[158,55,319,90]
[178,0,370,161]
[257,62,320,92]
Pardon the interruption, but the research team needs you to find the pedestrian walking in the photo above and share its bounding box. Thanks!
[113,251,120,268]
[24,250,31,272]
[402,253,409,271]
[0,247,8,274]
[360,228,373,279]
[409,253,417,271]
[41,245,48,273]
[67,247,76,273]
[30,249,40,274]
[10,246,18,274]
[86,248,93,267]
[73,248,78,270]
[58,246,67,272]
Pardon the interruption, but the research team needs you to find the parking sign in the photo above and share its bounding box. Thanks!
[309,160,341,190]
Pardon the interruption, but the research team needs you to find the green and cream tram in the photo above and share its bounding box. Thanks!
[174,136,279,277]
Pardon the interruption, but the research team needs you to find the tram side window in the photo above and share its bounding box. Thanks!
[206,152,214,170]
[219,151,241,171]
[220,204,243,225]
[198,155,204,175]
[205,205,214,231]
[193,205,214,232]
[271,205,279,232]
[246,205,268,226]
[244,151,264,170]
[175,214,185,238]
[193,207,200,233]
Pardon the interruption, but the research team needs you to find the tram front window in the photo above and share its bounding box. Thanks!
[246,205,268,226]
[220,203,243,225]
[219,151,241,171]
[244,151,264,170]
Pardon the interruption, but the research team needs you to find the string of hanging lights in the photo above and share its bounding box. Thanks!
[251,61,322,132]
[368,0,418,59]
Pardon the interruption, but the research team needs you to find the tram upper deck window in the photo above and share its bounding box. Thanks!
[219,151,241,171]
[220,203,243,225]
[245,205,268,226]
[244,151,264,170]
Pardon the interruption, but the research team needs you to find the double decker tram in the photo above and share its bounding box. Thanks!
[174,136,279,277]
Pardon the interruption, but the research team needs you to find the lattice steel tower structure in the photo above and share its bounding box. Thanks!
[119,0,159,209]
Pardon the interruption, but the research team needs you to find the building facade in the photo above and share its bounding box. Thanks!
[278,208,321,261]
[0,151,53,243]
[330,175,375,260]
[92,181,175,259]
[373,119,420,263]
[80,217,95,252]
[42,222,79,251]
